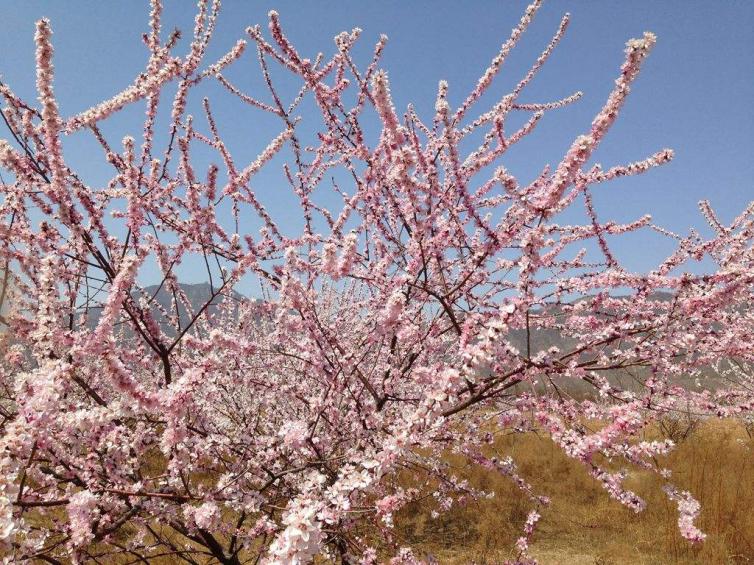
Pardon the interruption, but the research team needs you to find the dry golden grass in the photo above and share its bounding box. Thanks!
[394,419,754,564]
[9,420,753,563]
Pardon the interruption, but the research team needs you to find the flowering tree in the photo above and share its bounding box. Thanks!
[0,1,752,563]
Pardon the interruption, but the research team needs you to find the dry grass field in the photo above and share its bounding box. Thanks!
[6,419,752,563]
[395,419,754,564]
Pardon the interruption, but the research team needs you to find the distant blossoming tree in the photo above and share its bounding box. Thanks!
[0,0,752,563]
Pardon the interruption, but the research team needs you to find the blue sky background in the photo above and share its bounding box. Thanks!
[0,1,752,288]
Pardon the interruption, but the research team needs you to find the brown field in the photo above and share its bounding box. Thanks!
[395,419,754,564]
[7,419,753,564]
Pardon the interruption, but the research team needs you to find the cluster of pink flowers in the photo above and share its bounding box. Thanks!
[267,498,325,564]
[66,490,99,547]
[185,501,221,530]
[515,510,541,560]
[0,463,18,543]
[0,1,751,562]
[664,486,706,543]
[34,19,68,202]
[65,58,183,133]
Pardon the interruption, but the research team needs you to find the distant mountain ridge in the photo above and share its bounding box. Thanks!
[120,285,675,347]
[80,282,245,337]
[135,282,246,337]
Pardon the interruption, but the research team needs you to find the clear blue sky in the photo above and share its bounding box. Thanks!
[0,1,752,284]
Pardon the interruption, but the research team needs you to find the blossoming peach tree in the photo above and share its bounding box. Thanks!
[0,1,752,563]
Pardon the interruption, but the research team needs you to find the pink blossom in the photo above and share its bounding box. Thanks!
[0,463,19,544]
[66,58,182,132]
[67,490,99,547]
[266,499,324,564]
[188,501,221,530]
[664,487,706,543]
